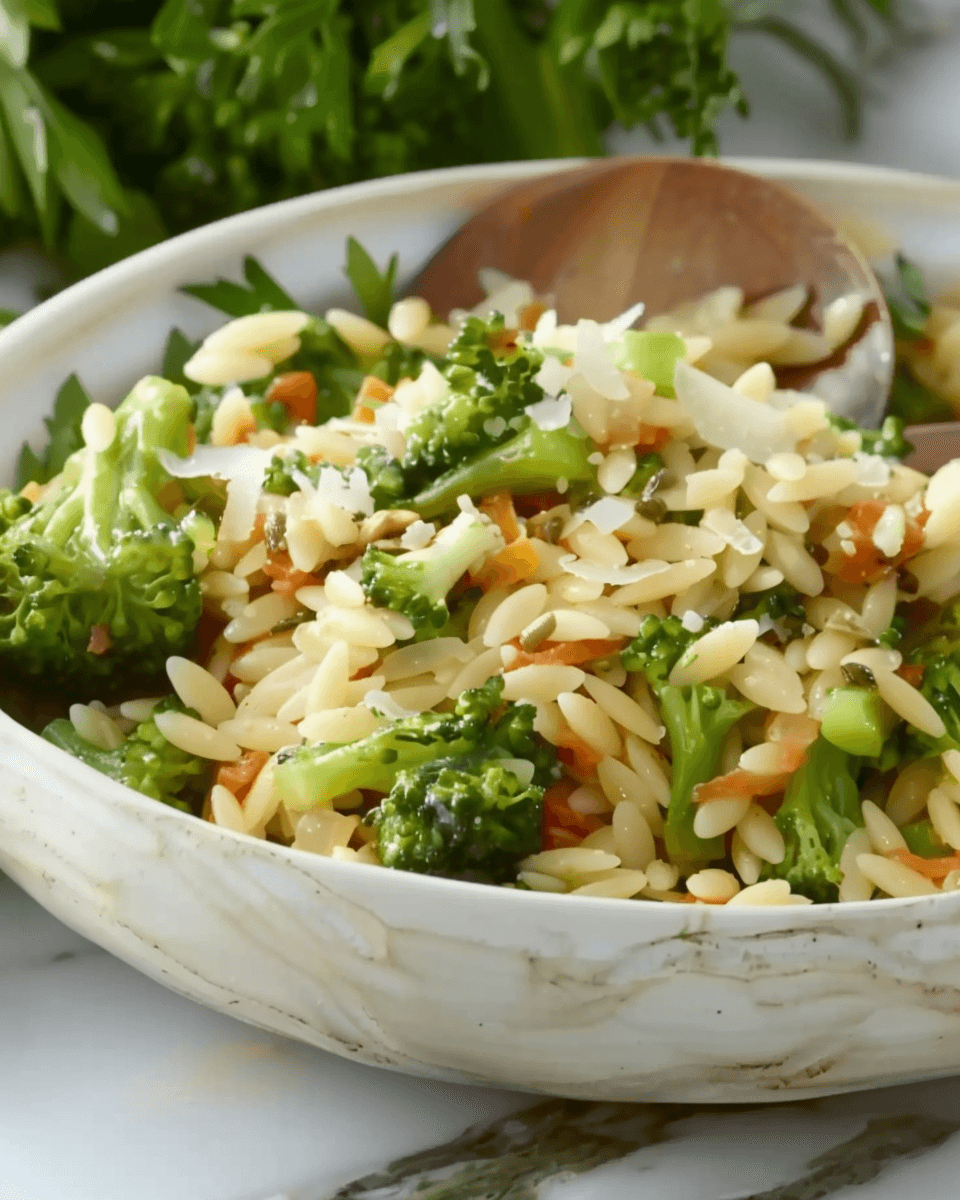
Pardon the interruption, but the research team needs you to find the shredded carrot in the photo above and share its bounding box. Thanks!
[831,500,929,586]
[86,624,111,655]
[216,750,271,802]
[266,371,317,425]
[506,637,625,671]
[889,848,960,881]
[542,779,604,849]
[555,729,604,777]
[634,424,671,452]
[186,424,197,454]
[897,662,926,688]
[479,492,521,543]
[262,551,319,595]
[694,713,819,804]
[473,537,540,591]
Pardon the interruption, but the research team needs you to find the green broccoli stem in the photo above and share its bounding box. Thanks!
[276,729,479,812]
[657,684,753,871]
[40,377,190,552]
[43,718,124,779]
[410,424,597,520]
[901,819,948,858]
[820,687,896,759]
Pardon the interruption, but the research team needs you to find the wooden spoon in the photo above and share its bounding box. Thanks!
[905,423,960,474]
[411,157,894,426]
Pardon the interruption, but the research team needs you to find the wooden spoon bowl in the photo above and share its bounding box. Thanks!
[412,157,894,426]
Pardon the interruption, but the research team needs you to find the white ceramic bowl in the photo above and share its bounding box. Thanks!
[4,159,960,1105]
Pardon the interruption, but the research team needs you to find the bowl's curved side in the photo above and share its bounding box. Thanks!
[5,157,960,1104]
[6,725,960,1104]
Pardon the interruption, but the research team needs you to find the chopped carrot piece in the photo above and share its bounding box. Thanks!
[266,371,317,425]
[889,848,960,881]
[480,492,521,543]
[514,492,565,517]
[217,750,271,802]
[87,624,111,655]
[897,662,926,688]
[830,500,929,586]
[351,374,395,422]
[634,424,671,451]
[488,326,520,353]
[473,537,540,591]
[543,826,584,850]
[541,779,604,849]
[555,730,604,777]
[359,375,395,404]
[506,638,625,671]
[262,551,319,595]
[518,302,548,331]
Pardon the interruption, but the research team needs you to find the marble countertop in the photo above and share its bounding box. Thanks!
[7,9,960,1198]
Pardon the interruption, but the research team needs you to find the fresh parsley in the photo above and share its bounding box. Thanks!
[0,1,920,280]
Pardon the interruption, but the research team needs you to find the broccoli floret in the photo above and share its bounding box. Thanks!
[622,614,753,869]
[359,511,502,634]
[190,386,220,443]
[0,377,203,701]
[877,614,906,649]
[262,449,315,497]
[410,421,597,520]
[734,582,806,642]
[0,489,32,533]
[764,737,863,903]
[273,676,557,812]
[42,696,211,812]
[366,756,543,882]
[369,340,428,387]
[900,604,960,757]
[398,315,546,494]
[827,413,914,460]
[338,316,597,518]
[355,444,408,510]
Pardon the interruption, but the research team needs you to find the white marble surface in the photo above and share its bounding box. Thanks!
[6,11,960,1198]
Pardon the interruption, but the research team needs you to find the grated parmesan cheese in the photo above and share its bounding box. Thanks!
[525,393,572,431]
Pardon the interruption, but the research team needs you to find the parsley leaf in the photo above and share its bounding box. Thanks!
[16,372,91,488]
[182,255,297,317]
[885,253,931,343]
[344,236,398,330]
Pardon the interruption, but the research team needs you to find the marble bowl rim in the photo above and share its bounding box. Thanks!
[2,153,958,928]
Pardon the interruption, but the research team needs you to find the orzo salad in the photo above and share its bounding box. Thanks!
[7,240,960,908]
